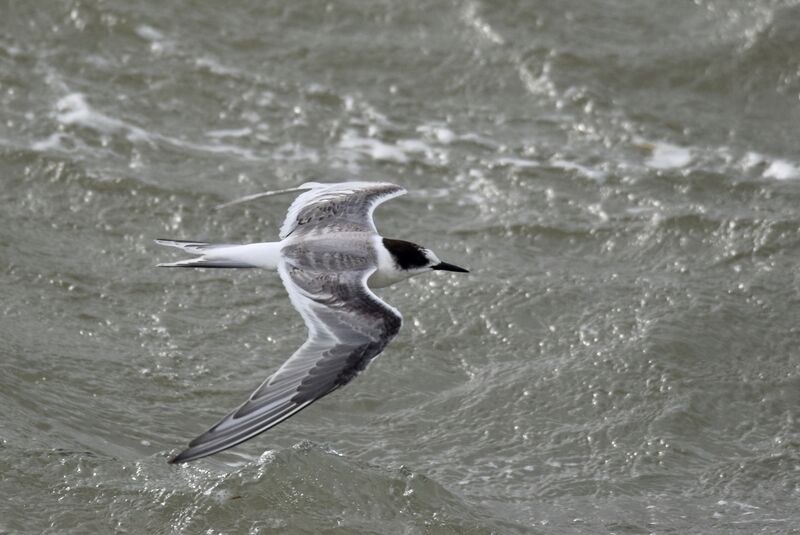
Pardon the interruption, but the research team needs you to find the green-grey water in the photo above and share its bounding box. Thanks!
[2,1,800,533]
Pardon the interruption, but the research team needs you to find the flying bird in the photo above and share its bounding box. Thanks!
[157,182,468,463]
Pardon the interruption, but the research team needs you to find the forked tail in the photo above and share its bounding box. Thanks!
[155,239,282,269]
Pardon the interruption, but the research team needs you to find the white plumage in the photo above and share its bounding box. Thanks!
[157,181,468,463]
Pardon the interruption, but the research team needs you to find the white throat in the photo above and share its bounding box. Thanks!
[368,235,418,288]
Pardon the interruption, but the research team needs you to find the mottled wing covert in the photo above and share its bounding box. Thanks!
[279,182,406,239]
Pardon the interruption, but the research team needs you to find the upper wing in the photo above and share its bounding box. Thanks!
[169,263,402,463]
[279,182,406,239]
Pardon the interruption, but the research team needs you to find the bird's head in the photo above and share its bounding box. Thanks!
[382,238,469,277]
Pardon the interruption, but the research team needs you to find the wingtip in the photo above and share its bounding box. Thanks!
[168,450,190,464]
[215,184,316,210]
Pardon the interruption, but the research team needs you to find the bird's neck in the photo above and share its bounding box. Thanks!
[368,235,416,288]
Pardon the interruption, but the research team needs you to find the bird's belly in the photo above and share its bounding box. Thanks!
[367,267,410,288]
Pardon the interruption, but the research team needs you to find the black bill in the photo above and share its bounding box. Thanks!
[432,262,469,273]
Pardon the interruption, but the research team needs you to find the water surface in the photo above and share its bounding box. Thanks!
[2,1,799,533]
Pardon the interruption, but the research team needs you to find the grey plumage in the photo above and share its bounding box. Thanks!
[167,182,407,463]
[280,182,405,238]
[161,182,467,463]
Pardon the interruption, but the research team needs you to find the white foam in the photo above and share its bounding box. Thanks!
[764,159,800,180]
[337,129,435,164]
[53,92,268,159]
[741,151,763,169]
[741,151,800,180]
[271,142,320,163]
[57,93,111,128]
[494,157,539,168]
[135,25,163,42]
[550,159,606,182]
[195,56,240,77]
[490,153,604,180]
[462,2,505,45]
[205,127,252,139]
[587,203,609,222]
[56,93,152,142]
[339,133,408,163]
[646,141,692,169]
[31,133,68,152]
[416,124,456,144]
[458,132,501,149]
[434,127,455,144]
[396,139,431,153]
[341,95,389,125]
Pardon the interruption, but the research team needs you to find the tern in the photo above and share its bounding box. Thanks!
[157,182,468,463]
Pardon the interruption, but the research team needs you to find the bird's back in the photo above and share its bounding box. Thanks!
[280,231,377,274]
